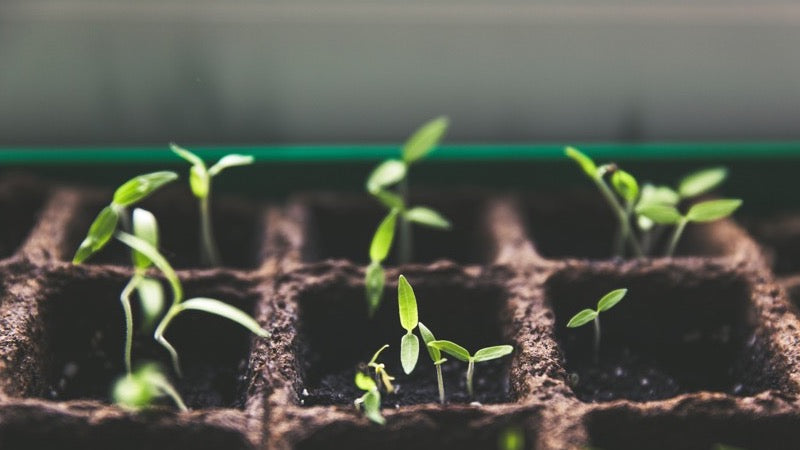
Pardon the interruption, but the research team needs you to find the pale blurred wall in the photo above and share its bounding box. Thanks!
[1,0,799,145]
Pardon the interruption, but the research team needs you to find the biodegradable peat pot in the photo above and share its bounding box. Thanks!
[1,177,800,450]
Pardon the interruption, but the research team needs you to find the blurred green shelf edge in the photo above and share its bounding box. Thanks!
[2,141,800,164]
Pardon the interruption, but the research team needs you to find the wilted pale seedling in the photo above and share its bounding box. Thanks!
[364,118,452,314]
[427,340,513,399]
[418,322,447,404]
[113,362,187,412]
[397,275,420,374]
[354,371,385,425]
[170,144,254,267]
[115,231,269,376]
[637,198,742,257]
[73,171,178,263]
[366,345,396,393]
[566,288,627,364]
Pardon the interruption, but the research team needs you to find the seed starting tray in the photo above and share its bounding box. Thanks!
[0,172,799,450]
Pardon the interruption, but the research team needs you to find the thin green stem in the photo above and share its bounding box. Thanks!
[666,218,689,257]
[152,377,188,411]
[199,195,221,266]
[119,273,143,373]
[436,364,445,404]
[466,358,475,399]
[398,178,412,264]
[594,177,643,258]
[593,316,601,364]
[154,305,183,377]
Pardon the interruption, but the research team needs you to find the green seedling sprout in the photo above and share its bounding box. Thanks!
[427,340,513,399]
[397,275,420,374]
[354,371,385,425]
[115,231,269,376]
[566,288,627,364]
[113,362,187,412]
[72,171,178,263]
[170,143,254,267]
[364,117,452,315]
[565,147,643,257]
[367,345,396,393]
[418,322,447,404]
[119,208,166,373]
[637,198,742,257]
[498,426,525,450]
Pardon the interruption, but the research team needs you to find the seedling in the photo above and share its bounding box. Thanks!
[114,231,269,376]
[72,171,178,263]
[112,362,187,411]
[366,345,396,393]
[354,371,385,425]
[418,322,447,404]
[566,288,627,364]
[397,275,420,374]
[364,117,452,314]
[427,340,513,399]
[637,198,742,257]
[119,208,166,373]
[170,143,254,267]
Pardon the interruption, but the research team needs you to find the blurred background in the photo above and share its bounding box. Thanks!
[1,0,800,146]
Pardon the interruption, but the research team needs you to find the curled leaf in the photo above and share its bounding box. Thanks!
[564,147,597,178]
[355,371,377,391]
[179,297,269,338]
[208,154,254,176]
[611,170,639,204]
[131,208,159,269]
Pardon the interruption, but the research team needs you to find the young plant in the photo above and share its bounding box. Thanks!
[72,171,178,263]
[354,371,385,425]
[114,230,269,376]
[636,198,742,257]
[119,208,166,373]
[366,345,396,393]
[397,275,420,374]
[364,117,452,314]
[170,143,254,267]
[566,288,627,364]
[427,340,513,399]
[418,322,447,404]
[113,362,187,412]
[565,147,643,257]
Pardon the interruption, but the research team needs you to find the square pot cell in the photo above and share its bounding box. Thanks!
[546,267,783,402]
[522,191,739,260]
[298,193,493,265]
[747,214,800,275]
[587,408,800,450]
[63,187,264,269]
[0,178,49,259]
[34,273,260,409]
[289,408,537,450]
[294,274,515,406]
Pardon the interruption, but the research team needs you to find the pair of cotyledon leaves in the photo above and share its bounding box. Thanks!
[566,288,627,329]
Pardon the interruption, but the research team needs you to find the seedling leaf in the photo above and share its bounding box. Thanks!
[473,345,514,362]
[678,167,728,198]
[686,199,742,222]
[73,205,119,263]
[566,309,598,328]
[136,277,165,328]
[366,159,407,193]
[428,340,470,362]
[564,146,597,178]
[402,116,449,164]
[418,322,440,361]
[369,344,390,365]
[597,288,627,312]
[112,171,178,207]
[639,183,680,207]
[365,262,385,316]
[373,189,405,210]
[611,170,639,204]
[169,143,205,167]
[208,154,254,176]
[115,231,182,302]
[401,333,420,374]
[362,389,385,425]
[397,275,418,331]
[636,203,683,225]
[180,297,270,338]
[370,210,398,262]
[404,207,451,229]
[189,165,210,198]
[355,371,377,391]
[131,208,159,269]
